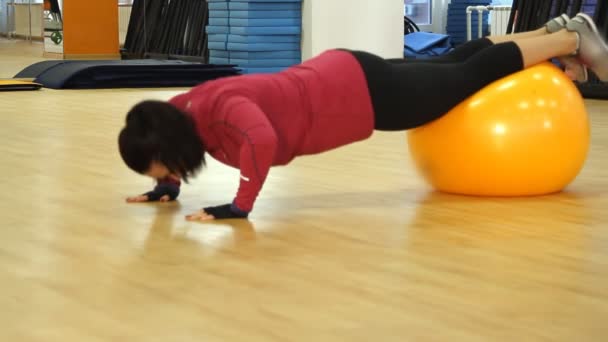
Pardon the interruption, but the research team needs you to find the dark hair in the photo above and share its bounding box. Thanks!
[118,100,205,182]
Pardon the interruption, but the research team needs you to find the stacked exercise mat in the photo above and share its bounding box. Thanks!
[207,0,302,74]
[446,0,491,45]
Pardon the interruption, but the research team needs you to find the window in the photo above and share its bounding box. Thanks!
[12,0,44,3]
[404,0,432,26]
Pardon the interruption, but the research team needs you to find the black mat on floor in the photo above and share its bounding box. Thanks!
[14,60,240,89]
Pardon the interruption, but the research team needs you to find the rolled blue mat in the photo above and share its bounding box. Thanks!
[230,50,301,59]
[229,2,302,11]
[227,42,300,52]
[228,34,300,43]
[208,34,228,42]
[230,58,301,67]
[230,26,301,35]
[230,18,301,27]
[209,10,230,18]
[230,10,301,19]
[210,50,230,58]
[206,25,229,34]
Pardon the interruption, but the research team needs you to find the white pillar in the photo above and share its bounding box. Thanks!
[302,0,404,61]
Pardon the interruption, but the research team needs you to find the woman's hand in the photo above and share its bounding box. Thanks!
[186,209,215,221]
[186,204,249,221]
[126,194,171,203]
[126,195,149,203]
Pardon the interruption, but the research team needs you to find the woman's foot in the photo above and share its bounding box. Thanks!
[560,57,589,82]
[546,14,588,82]
[567,13,608,81]
[546,14,570,33]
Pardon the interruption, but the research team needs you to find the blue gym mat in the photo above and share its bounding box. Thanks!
[210,18,230,26]
[206,25,229,34]
[210,57,231,64]
[227,42,300,52]
[239,67,289,74]
[404,32,451,53]
[230,10,301,19]
[230,26,301,35]
[208,34,228,42]
[230,50,301,59]
[208,2,228,10]
[210,50,230,58]
[209,41,228,50]
[228,34,300,43]
[229,2,301,11]
[230,58,300,67]
[229,18,301,27]
[447,0,491,44]
[209,10,229,18]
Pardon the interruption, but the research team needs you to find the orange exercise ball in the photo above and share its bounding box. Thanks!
[407,62,590,196]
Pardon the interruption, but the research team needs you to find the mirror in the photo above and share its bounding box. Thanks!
[43,0,62,56]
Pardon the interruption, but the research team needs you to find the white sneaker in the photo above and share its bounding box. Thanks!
[567,13,608,81]
[546,14,588,82]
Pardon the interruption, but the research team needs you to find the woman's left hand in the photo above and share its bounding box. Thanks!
[186,204,249,221]
[186,210,215,221]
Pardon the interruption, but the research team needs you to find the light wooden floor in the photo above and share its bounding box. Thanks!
[1,40,607,341]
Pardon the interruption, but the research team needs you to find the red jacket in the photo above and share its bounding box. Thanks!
[168,49,375,212]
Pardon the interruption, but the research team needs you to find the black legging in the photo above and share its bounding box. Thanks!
[348,38,524,131]
[387,38,494,64]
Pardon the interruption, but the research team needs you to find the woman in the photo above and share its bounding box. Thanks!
[119,13,608,221]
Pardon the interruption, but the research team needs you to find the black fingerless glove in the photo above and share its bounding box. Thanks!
[144,183,180,201]
[203,203,249,219]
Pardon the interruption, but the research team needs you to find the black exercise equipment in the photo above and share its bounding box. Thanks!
[122,0,210,61]
[404,16,420,35]
[507,0,594,33]
[13,60,240,90]
[46,0,62,21]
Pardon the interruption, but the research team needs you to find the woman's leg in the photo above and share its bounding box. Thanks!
[350,29,581,131]
[388,27,550,65]
[387,38,493,64]
[487,27,548,44]
[389,14,586,82]
[516,29,578,67]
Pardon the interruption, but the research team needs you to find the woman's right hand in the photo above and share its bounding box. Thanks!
[126,195,149,203]
[126,194,171,203]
